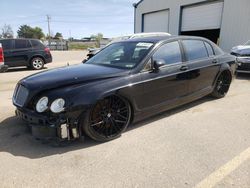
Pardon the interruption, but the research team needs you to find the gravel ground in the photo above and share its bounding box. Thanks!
[0,51,249,188]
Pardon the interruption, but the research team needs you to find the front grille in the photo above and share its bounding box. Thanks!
[13,85,29,107]
[238,63,250,71]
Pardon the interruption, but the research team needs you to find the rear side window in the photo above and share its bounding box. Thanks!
[0,40,12,50]
[15,40,31,49]
[153,41,182,65]
[182,40,208,61]
[204,42,214,56]
[30,40,44,48]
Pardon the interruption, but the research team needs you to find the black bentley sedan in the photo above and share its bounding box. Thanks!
[13,36,236,142]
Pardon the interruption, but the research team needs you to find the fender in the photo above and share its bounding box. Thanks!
[28,54,46,64]
[212,62,233,87]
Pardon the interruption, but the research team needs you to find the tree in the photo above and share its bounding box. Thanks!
[17,25,45,39]
[68,37,74,41]
[54,32,63,39]
[91,33,103,47]
[32,27,45,39]
[1,24,14,38]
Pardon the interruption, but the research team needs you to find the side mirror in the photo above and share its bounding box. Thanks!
[82,59,87,63]
[152,59,165,71]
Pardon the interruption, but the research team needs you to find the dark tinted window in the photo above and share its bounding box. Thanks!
[15,39,31,49]
[182,40,208,61]
[0,39,12,50]
[86,42,153,69]
[31,40,44,48]
[153,41,182,65]
[205,42,214,56]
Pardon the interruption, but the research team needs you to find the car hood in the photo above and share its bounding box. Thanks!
[20,63,129,91]
[231,45,250,55]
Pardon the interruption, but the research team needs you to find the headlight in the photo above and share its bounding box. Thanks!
[36,97,49,113]
[50,98,65,113]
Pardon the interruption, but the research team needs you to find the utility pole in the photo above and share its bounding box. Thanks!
[69,30,71,41]
[47,15,51,46]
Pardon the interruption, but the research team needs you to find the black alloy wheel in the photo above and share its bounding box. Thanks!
[211,71,232,98]
[83,95,131,142]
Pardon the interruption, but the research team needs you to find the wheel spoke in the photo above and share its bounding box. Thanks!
[117,113,127,120]
[114,119,126,124]
[90,121,104,127]
[110,118,119,132]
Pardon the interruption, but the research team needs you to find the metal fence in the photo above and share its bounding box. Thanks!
[44,40,68,51]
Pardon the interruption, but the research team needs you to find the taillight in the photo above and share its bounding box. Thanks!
[0,44,4,64]
[44,47,51,54]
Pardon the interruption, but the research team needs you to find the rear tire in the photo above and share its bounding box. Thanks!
[211,71,232,98]
[30,57,44,70]
[81,95,131,142]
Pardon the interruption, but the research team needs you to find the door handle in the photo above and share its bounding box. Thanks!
[212,59,218,64]
[180,65,188,71]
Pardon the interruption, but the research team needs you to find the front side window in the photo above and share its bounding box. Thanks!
[86,42,153,69]
[152,41,182,65]
[182,40,208,61]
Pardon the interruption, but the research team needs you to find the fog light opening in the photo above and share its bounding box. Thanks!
[60,124,68,139]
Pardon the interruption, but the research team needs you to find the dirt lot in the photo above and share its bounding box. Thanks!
[0,51,250,188]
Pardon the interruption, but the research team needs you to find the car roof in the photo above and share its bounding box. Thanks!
[121,36,175,43]
[122,35,210,44]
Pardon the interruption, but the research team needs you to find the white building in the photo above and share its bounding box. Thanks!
[133,0,250,51]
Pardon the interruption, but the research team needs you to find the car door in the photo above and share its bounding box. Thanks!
[0,39,14,66]
[9,39,31,66]
[181,39,220,95]
[138,41,189,110]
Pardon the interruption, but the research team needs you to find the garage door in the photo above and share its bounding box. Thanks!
[181,2,224,32]
[143,10,169,32]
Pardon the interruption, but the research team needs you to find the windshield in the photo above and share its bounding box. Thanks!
[86,42,154,69]
[244,40,250,45]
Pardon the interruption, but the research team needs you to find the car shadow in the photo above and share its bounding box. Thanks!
[0,96,213,159]
[236,73,250,80]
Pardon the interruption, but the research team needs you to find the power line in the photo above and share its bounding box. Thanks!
[50,20,133,24]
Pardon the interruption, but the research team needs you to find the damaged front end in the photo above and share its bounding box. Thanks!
[13,84,86,142]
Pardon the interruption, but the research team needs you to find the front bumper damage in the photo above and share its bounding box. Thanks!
[15,108,84,142]
[236,57,250,73]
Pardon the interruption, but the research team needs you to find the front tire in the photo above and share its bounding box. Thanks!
[211,71,232,98]
[82,95,131,142]
[31,57,44,70]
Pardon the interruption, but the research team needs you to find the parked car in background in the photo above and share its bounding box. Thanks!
[0,38,52,70]
[13,36,236,143]
[231,40,250,73]
[0,43,8,72]
[86,32,171,59]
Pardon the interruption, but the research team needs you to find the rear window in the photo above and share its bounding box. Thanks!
[30,40,44,48]
[15,40,31,49]
[0,40,12,50]
[182,40,208,61]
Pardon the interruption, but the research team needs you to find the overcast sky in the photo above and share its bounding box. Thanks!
[1,0,137,39]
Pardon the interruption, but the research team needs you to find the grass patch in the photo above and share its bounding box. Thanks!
[68,43,96,50]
